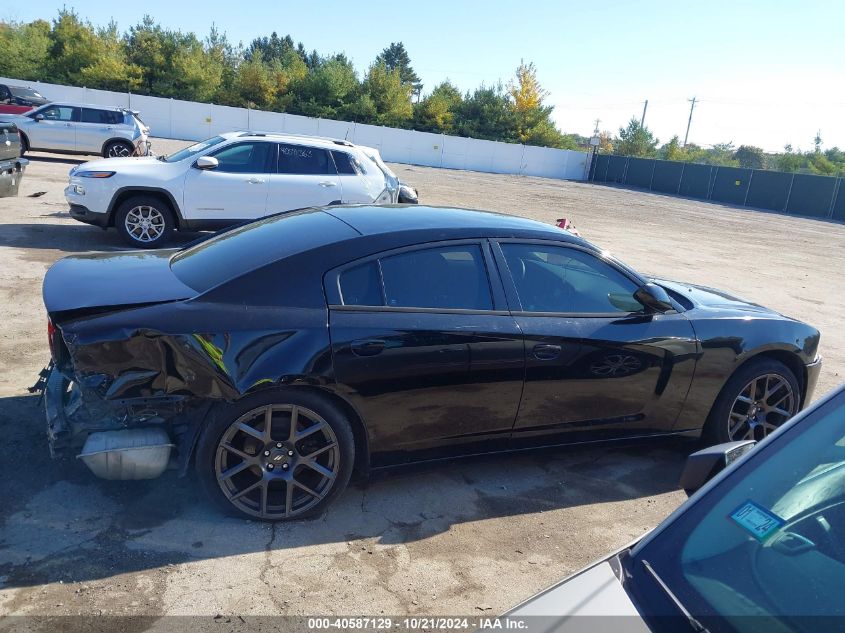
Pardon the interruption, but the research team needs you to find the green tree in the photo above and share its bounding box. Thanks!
[413,81,462,132]
[454,84,517,142]
[660,136,689,161]
[76,22,143,91]
[615,118,658,157]
[232,51,276,108]
[167,33,224,102]
[0,20,51,80]
[376,42,422,98]
[363,62,412,127]
[124,16,171,94]
[246,32,296,63]
[293,56,361,119]
[733,145,765,169]
[506,60,573,148]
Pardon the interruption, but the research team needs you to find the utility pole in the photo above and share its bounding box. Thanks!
[640,100,648,126]
[683,96,697,147]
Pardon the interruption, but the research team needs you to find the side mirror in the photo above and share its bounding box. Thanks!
[35,114,44,122]
[195,156,218,170]
[679,440,756,495]
[634,283,674,313]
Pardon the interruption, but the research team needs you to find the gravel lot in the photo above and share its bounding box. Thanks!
[1,137,843,619]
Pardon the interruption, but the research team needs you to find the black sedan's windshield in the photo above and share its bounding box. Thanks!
[629,390,845,632]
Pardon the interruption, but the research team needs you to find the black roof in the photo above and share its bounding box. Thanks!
[170,205,587,294]
[324,205,580,241]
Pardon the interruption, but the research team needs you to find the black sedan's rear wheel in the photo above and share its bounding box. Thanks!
[705,358,800,444]
[196,390,354,521]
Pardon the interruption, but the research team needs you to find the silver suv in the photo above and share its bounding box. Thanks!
[7,102,151,158]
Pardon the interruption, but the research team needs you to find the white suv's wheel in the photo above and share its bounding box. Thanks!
[104,140,134,158]
[115,195,174,248]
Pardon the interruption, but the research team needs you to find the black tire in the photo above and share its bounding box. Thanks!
[103,140,134,158]
[19,133,28,156]
[114,195,174,248]
[195,388,355,521]
[703,357,801,445]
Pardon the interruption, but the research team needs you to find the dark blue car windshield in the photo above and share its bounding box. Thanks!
[170,210,358,292]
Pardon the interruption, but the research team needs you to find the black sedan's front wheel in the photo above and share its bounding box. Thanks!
[196,389,355,521]
[706,358,800,444]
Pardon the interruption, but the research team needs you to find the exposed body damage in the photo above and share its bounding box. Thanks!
[46,301,334,476]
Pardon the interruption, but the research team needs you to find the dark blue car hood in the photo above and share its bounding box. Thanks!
[654,278,783,316]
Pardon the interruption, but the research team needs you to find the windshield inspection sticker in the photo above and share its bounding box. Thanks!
[729,500,785,542]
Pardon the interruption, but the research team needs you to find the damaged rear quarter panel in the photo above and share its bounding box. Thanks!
[59,299,334,401]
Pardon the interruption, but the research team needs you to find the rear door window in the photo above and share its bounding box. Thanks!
[81,108,124,124]
[331,150,364,175]
[277,143,335,175]
[338,245,493,311]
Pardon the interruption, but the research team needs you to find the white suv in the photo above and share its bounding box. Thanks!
[65,131,400,247]
[8,102,151,158]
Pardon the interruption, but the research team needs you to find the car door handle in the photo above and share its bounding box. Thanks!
[350,339,386,357]
[533,344,562,360]
[247,178,266,184]
[319,181,337,187]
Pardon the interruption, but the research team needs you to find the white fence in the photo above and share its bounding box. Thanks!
[2,77,590,180]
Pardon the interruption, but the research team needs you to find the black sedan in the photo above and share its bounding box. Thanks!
[40,205,821,520]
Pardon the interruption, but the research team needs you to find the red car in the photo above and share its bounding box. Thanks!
[0,84,49,115]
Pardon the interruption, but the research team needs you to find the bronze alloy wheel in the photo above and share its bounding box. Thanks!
[727,373,797,441]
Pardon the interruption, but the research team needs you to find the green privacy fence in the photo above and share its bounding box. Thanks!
[591,154,845,220]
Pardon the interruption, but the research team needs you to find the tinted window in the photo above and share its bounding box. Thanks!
[331,150,363,175]
[9,86,44,99]
[37,105,77,122]
[501,243,639,313]
[339,261,382,306]
[277,144,334,175]
[170,210,358,292]
[379,245,492,310]
[209,142,272,174]
[81,108,124,124]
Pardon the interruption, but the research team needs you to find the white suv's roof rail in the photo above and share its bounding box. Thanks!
[236,130,354,147]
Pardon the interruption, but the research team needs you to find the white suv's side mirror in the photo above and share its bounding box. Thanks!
[35,114,44,122]
[195,156,218,170]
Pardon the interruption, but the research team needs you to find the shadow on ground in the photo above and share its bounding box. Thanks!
[24,154,88,166]
[0,393,693,591]
[0,221,203,258]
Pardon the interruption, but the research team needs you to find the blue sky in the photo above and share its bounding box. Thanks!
[4,0,843,152]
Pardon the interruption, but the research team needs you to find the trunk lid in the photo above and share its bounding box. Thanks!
[43,249,197,314]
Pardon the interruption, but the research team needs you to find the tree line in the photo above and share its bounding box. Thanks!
[606,118,845,177]
[0,10,580,149]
